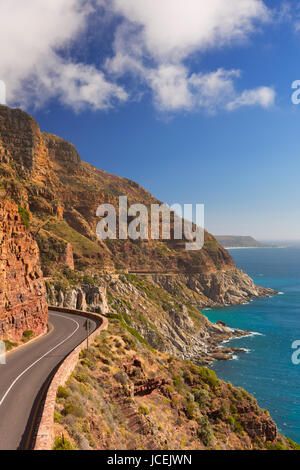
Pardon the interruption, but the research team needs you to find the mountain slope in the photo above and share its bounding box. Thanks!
[216,235,266,248]
[0,104,272,308]
[0,104,274,362]
[53,319,297,451]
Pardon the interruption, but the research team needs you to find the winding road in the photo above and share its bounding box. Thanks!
[0,310,100,450]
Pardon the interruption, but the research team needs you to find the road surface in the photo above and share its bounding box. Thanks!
[0,310,99,450]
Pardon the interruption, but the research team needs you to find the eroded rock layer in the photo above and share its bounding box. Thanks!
[0,200,48,341]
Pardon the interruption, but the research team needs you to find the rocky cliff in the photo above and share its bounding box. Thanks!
[0,200,48,341]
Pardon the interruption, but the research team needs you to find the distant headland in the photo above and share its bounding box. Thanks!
[215,235,275,248]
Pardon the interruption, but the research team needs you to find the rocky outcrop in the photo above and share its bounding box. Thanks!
[46,282,108,316]
[0,200,48,341]
[152,269,275,308]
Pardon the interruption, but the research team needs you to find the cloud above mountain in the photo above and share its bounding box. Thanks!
[0,0,127,110]
[0,0,275,113]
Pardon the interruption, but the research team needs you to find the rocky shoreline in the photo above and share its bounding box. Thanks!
[45,271,275,367]
[202,320,251,365]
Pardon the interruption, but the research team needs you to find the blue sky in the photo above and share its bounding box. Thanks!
[1,0,300,239]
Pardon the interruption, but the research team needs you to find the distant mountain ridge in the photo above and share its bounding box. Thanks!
[215,235,267,248]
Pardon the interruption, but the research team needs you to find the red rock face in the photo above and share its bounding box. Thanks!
[0,201,48,341]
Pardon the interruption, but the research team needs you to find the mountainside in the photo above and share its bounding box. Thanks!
[53,320,297,451]
[215,236,266,248]
[0,105,272,301]
[0,199,48,342]
[0,104,275,360]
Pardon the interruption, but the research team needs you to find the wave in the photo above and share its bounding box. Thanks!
[222,330,264,344]
[246,331,264,338]
[278,292,284,295]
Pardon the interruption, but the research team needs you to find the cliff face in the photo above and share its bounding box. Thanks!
[0,200,48,341]
[0,104,273,308]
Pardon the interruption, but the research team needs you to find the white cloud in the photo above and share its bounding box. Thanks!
[147,65,193,111]
[105,0,275,112]
[110,0,269,61]
[0,0,275,113]
[0,0,127,110]
[145,66,275,113]
[227,86,276,110]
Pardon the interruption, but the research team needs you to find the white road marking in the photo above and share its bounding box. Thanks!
[0,312,80,407]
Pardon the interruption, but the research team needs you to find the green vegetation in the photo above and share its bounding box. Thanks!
[54,411,63,423]
[52,320,296,451]
[197,416,214,446]
[138,406,149,415]
[287,438,300,450]
[44,218,100,257]
[107,313,154,351]
[64,401,84,418]
[192,388,210,408]
[3,339,17,351]
[197,367,218,389]
[227,415,244,435]
[57,386,70,399]
[53,436,74,450]
[266,440,287,451]
[22,330,34,341]
[18,205,30,229]
[185,401,196,420]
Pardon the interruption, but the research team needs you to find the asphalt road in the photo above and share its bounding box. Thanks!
[0,310,99,450]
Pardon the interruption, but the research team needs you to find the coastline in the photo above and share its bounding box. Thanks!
[201,320,254,365]
[226,246,282,249]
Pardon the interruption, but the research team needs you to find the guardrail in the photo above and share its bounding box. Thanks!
[33,306,108,450]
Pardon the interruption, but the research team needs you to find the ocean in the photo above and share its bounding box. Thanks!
[203,247,300,443]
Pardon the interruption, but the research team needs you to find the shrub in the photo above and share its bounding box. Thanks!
[185,402,196,420]
[138,406,149,415]
[273,442,287,451]
[183,370,193,385]
[64,401,84,418]
[57,386,70,399]
[227,415,244,434]
[197,416,214,446]
[266,441,287,451]
[172,376,182,389]
[74,371,88,383]
[53,437,74,450]
[114,371,128,385]
[22,330,33,340]
[192,388,210,408]
[198,367,218,389]
[54,411,63,423]
[18,205,30,229]
[287,438,300,450]
[3,339,17,351]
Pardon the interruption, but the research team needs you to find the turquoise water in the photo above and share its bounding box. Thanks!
[203,248,300,443]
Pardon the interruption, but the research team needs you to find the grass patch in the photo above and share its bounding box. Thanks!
[53,437,74,450]
[18,205,30,229]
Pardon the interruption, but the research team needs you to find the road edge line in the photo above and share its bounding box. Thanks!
[33,306,108,451]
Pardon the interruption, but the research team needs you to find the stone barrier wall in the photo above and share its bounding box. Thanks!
[33,306,108,450]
